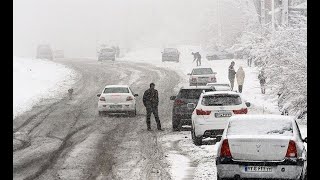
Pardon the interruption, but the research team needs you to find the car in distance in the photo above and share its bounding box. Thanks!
[188,67,217,86]
[97,85,138,116]
[206,50,234,60]
[98,47,116,61]
[206,83,231,91]
[191,91,250,145]
[36,44,53,60]
[170,86,215,131]
[53,50,64,58]
[216,114,307,180]
[162,48,180,62]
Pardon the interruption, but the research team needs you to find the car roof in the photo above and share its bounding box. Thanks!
[192,67,212,70]
[104,85,129,88]
[180,86,214,90]
[228,114,295,122]
[207,83,230,85]
[202,90,239,95]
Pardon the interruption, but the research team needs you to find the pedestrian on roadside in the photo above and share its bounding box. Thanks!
[236,66,245,93]
[68,88,73,100]
[247,57,253,67]
[228,61,236,91]
[258,70,266,94]
[143,83,163,131]
[192,52,201,66]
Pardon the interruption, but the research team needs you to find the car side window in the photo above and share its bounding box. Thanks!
[129,87,134,95]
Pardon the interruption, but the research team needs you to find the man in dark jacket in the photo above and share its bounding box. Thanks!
[143,83,162,131]
[192,52,201,66]
[228,61,236,90]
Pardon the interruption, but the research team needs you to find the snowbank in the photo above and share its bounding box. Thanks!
[13,56,79,118]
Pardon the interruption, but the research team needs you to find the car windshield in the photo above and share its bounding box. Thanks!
[164,48,178,53]
[227,119,293,136]
[178,89,213,99]
[103,87,129,93]
[201,94,241,106]
[101,48,114,53]
[192,68,213,75]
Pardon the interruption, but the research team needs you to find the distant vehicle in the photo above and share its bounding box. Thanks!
[216,115,307,180]
[188,67,217,86]
[36,44,53,60]
[170,86,215,131]
[97,85,138,116]
[162,48,180,62]
[191,91,250,145]
[98,48,116,61]
[206,83,231,91]
[53,50,64,58]
[206,50,234,60]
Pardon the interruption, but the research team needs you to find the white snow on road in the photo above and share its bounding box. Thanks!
[13,56,79,118]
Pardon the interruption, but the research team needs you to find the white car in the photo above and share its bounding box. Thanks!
[216,114,307,180]
[206,82,231,91]
[188,67,217,86]
[97,85,138,116]
[191,91,250,145]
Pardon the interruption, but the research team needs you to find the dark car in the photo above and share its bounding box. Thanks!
[98,48,116,61]
[36,44,53,60]
[162,48,180,62]
[170,86,215,131]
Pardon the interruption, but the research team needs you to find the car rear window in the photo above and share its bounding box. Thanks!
[201,94,242,106]
[227,119,293,136]
[177,89,212,99]
[101,48,114,52]
[164,48,178,53]
[192,68,213,75]
[103,87,129,93]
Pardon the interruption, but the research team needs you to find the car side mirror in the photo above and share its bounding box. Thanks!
[303,137,307,143]
[245,102,251,107]
[134,94,138,97]
[97,93,101,97]
[170,96,176,100]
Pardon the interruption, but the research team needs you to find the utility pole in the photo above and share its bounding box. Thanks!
[281,0,289,26]
[217,0,222,48]
[261,0,266,25]
[271,0,275,31]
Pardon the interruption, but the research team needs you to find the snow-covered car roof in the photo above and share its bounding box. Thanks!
[181,85,213,89]
[202,90,239,96]
[228,114,295,122]
[104,85,129,88]
[206,83,230,86]
[192,67,213,70]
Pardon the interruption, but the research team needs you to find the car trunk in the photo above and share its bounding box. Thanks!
[102,93,130,104]
[227,135,291,161]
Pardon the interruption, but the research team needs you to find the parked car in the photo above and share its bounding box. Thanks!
[206,50,234,60]
[98,47,116,61]
[53,50,64,58]
[216,114,307,180]
[97,85,138,116]
[36,44,53,60]
[162,48,180,62]
[191,91,250,145]
[188,67,217,86]
[206,83,231,91]
[170,86,215,131]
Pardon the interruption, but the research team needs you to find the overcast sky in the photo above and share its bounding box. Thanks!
[13,0,249,58]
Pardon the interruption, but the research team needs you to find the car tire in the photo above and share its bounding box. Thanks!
[191,127,202,146]
[172,116,181,131]
[129,108,136,117]
[98,111,104,116]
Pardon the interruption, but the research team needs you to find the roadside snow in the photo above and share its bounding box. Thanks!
[13,56,79,118]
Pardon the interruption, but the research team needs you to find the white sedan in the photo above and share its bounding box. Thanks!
[97,85,138,116]
[191,91,250,145]
[216,114,307,180]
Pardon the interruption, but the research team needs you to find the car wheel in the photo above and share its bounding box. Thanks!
[128,110,136,117]
[172,116,181,131]
[192,127,202,146]
[98,111,104,116]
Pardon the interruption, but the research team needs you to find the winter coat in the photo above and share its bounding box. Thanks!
[228,65,236,80]
[143,88,159,108]
[236,67,245,85]
[258,74,266,84]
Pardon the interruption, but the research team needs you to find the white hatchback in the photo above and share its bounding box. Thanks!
[191,91,250,145]
[216,115,307,180]
[97,85,138,116]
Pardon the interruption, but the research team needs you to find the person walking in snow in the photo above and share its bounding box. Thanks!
[236,66,245,93]
[228,61,236,91]
[192,52,201,66]
[247,57,253,67]
[258,70,266,94]
[143,83,163,131]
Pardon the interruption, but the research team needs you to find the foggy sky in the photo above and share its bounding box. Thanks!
[13,0,248,58]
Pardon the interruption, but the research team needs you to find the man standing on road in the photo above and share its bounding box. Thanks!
[143,83,163,131]
[258,70,266,94]
[192,52,202,66]
[228,61,236,91]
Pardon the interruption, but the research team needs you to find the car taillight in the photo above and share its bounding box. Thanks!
[99,97,106,101]
[174,99,186,105]
[220,139,232,158]
[196,109,211,115]
[126,96,134,101]
[233,108,248,114]
[285,140,297,158]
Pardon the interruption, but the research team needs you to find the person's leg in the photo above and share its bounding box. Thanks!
[239,85,242,93]
[230,79,234,91]
[152,106,162,130]
[146,108,152,130]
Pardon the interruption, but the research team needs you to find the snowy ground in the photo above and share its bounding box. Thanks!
[120,46,307,180]
[13,56,79,118]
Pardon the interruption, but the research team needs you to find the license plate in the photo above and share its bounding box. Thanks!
[244,166,272,172]
[215,112,232,118]
[110,105,122,108]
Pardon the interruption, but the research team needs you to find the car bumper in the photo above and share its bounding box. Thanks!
[173,113,192,125]
[216,157,304,179]
[98,103,135,112]
[193,120,228,137]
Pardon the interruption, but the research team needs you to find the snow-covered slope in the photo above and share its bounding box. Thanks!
[13,56,79,118]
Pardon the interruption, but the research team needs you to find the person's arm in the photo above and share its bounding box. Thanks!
[143,91,147,107]
[155,90,159,106]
